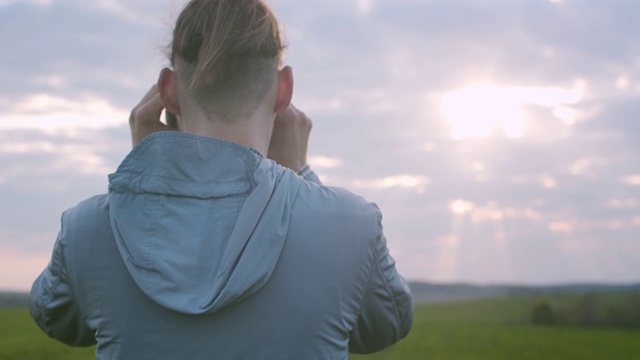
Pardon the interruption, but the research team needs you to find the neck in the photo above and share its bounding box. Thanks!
[179,108,274,156]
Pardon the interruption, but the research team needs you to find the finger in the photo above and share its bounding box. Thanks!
[130,85,160,124]
[275,104,295,122]
[287,104,306,119]
[138,84,160,106]
[135,93,165,124]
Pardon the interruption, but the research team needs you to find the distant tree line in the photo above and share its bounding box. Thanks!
[0,292,30,308]
[530,293,640,329]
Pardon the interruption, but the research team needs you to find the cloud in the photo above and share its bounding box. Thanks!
[0,93,130,129]
[308,156,343,169]
[0,0,169,119]
[448,199,471,215]
[356,0,372,15]
[352,175,430,191]
[548,221,575,234]
[606,198,638,209]
[623,175,640,186]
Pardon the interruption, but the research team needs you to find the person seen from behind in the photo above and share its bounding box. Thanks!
[29,0,413,358]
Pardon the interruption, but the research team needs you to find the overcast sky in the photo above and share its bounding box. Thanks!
[1,0,639,291]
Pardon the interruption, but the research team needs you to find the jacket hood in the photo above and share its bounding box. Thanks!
[108,132,301,315]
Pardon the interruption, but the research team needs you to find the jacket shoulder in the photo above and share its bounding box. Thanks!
[61,194,111,240]
[293,180,383,241]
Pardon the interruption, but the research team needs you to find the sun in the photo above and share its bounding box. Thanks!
[442,84,526,140]
[441,82,585,141]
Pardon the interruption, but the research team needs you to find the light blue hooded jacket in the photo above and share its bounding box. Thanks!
[30,132,413,359]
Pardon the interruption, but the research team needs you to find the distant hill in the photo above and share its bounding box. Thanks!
[408,282,640,304]
[0,292,29,308]
[3,282,640,308]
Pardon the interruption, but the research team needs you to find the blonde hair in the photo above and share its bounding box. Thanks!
[170,0,285,117]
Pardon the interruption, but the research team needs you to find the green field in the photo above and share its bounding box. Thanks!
[2,296,639,359]
[0,308,94,360]
[350,296,640,360]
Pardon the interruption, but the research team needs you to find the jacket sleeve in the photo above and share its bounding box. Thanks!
[297,164,323,185]
[29,211,96,347]
[349,230,414,354]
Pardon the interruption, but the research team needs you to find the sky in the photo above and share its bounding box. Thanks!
[1,0,639,291]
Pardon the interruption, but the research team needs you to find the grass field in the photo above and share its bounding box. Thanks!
[350,296,640,360]
[0,308,94,360]
[2,296,639,359]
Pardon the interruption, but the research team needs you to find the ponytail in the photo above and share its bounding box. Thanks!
[170,0,284,91]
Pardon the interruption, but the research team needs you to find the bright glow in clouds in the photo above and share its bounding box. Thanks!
[616,76,630,89]
[308,156,343,169]
[540,174,557,189]
[549,221,575,234]
[553,106,577,125]
[356,0,372,14]
[352,175,430,190]
[623,175,640,186]
[441,81,585,140]
[451,201,543,223]
[450,199,474,215]
[0,94,129,129]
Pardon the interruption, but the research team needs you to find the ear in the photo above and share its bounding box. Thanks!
[157,67,182,116]
[274,66,293,113]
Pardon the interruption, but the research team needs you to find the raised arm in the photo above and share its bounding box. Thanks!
[268,104,322,183]
[349,229,414,354]
[29,211,95,347]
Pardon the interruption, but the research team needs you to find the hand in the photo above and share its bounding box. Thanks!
[129,85,176,147]
[268,104,312,173]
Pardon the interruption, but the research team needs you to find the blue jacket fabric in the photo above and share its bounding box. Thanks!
[30,132,413,359]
